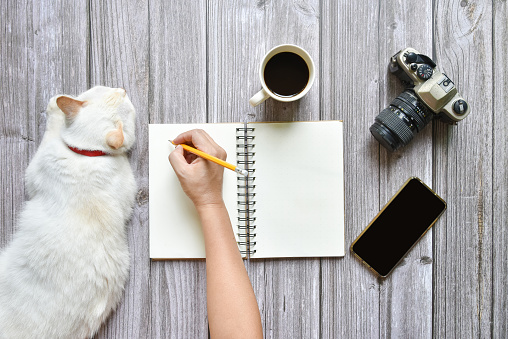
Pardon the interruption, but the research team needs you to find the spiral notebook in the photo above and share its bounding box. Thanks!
[149,121,344,259]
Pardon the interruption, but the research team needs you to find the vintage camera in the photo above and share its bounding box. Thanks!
[370,48,470,151]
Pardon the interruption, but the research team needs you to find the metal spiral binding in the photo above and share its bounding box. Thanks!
[238,200,256,206]
[236,135,255,141]
[236,125,256,257]
[237,160,255,165]
[237,184,256,189]
[238,193,256,197]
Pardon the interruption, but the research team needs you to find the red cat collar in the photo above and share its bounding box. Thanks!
[68,146,108,157]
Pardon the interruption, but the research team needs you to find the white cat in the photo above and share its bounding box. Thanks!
[0,86,136,339]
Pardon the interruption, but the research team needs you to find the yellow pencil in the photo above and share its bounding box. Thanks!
[169,140,249,177]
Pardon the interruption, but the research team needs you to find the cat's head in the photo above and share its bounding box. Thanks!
[55,86,136,154]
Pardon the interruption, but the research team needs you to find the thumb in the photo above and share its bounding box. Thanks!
[168,145,187,171]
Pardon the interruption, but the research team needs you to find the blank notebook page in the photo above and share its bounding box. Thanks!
[149,123,239,259]
[252,121,344,258]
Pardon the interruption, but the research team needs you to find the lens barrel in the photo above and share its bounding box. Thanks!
[370,90,433,151]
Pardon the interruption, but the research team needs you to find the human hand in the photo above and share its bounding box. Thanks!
[168,129,226,208]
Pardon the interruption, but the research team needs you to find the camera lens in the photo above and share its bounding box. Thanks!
[370,90,433,151]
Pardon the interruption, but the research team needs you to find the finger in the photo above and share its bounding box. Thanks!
[172,129,222,154]
[172,129,204,147]
[196,128,217,146]
[168,145,188,171]
[185,152,198,164]
[193,129,227,160]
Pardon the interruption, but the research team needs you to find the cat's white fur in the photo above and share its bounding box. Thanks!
[0,86,136,339]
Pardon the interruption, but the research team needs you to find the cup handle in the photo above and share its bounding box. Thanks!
[249,89,270,107]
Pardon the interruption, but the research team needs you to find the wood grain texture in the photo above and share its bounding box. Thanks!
[208,0,265,123]
[88,0,151,337]
[0,0,89,242]
[0,0,33,248]
[320,1,381,338]
[258,1,321,338]
[433,0,494,338]
[206,1,267,335]
[262,0,320,123]
[209,1,322,337]
[0,0,505,338]
[493,1,508,337]
[149,0,207,124]
[377,0,434,338]
[148,0,208,337]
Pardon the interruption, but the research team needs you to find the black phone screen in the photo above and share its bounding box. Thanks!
[351,177,446,277]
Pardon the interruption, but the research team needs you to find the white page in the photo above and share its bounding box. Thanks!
[251,121,344,258]
[149,124,240,259]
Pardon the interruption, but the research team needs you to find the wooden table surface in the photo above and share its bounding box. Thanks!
[1,0,506,338]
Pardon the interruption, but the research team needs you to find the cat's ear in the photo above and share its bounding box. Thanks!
[56,96,86,118]
[106,122,124,149]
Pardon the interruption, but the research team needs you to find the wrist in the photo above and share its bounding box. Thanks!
[195,200,227,215]
[196,201,231,233]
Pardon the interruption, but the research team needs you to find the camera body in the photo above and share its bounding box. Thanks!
[389,47,470,123]
[370,48,471,151]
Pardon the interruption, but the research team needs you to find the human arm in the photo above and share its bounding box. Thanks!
[168,129,263,339]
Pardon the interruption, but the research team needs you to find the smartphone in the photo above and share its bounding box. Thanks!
[351,177,446,277]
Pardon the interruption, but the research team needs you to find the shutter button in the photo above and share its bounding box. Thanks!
[453,100,468,115]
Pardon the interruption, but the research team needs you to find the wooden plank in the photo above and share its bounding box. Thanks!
[208,0,265,124]
[259,1,321,337]
[377,1,434,338]
[149,0,207,124]
[32,0,90,144]
[32,0,89,99]
[88,0,151,337]
[493,1,508,337]
[148,0,208,337]
[206,0,267,334]
[320,1,381,337]
[209,1,321,337]
[1,1,503,338]
[0,1,88,247]
[262,0,320,123]
[0,0,33,248]
[433,1,493,337]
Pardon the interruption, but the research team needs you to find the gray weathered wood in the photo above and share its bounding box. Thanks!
[148,0,209,338]
[259,1,321,338]
[0,0,89,240]
[207,1,268,335]
[493,1,508,338]
[263,0,320,123]
[208,0,265,124]
[377,0,434,338]
[209,1,322,337]
[88,0,151,337]
[433,0,494,338]
[320,1,382,338]
[1,0,506,338]
[0,0,33,248]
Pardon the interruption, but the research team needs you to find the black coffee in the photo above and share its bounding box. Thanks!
[264,52,309,97]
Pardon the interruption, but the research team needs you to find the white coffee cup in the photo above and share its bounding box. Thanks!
[249,44,315,107]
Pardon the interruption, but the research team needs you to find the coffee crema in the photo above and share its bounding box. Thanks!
[264,52,309,97]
